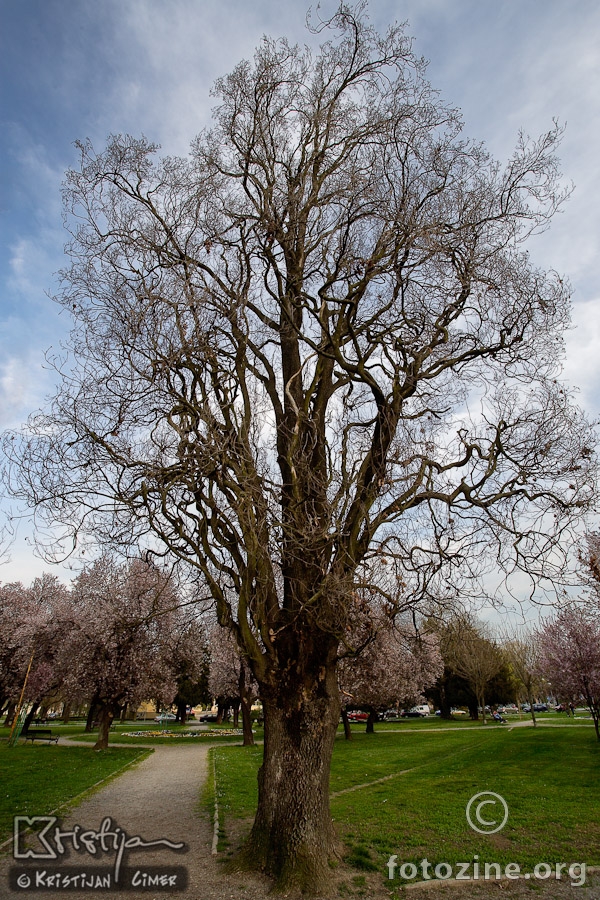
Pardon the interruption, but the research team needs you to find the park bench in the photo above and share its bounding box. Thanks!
[23,729,59,744]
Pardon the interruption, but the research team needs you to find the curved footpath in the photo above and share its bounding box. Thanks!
[0,739,268,900]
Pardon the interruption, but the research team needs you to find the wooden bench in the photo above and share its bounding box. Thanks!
[23,729,59,744]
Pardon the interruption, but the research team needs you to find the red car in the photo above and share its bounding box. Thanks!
[346,710,369,721]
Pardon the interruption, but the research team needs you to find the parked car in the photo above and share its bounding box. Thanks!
[522,703,548,713]
[347,710,370,722]
[401,705,430,718]
[154,712,177,722]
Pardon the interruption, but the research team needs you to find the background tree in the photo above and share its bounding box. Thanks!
[443,616,504,724]
[0,582,34,722]
[169,620,210,725]
[0,574,70,728]
[208,625,257,745]
[500,628,543,725]
[338,613,441,733]
[62,556,179,749]
[2,5,597,890]
[537,607,600,740]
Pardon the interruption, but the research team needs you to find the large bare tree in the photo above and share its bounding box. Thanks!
[2,5,596,890]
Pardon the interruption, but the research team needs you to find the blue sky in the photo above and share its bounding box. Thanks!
[1,0,599,585]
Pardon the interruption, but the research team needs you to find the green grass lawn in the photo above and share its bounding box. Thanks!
[0,742,149,844]
[211,725,600,883]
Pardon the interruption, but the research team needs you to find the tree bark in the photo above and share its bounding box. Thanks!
[243,662,341,892]
[93,704,115,750]
[62,701,71,724]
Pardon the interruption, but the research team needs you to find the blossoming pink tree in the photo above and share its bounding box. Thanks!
[536,607,600,741]
[63,556,180,749]
[0,581,37,721]
[168,617,210,725]
[338,613,442,733]
[0,574,70,727]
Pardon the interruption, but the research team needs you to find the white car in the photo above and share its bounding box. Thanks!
[401,705,430,717]
[154,712,177,722]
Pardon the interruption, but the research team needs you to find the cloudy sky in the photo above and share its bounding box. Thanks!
[1,0,599,586]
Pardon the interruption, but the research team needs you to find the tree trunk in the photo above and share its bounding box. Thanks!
[527,690,537,727]
[438,688,452,720]
[85,695,100,732]
[478,691,487,725]
[3,702,16,727]
[232,700,240,729]
[243,662,341,892]
[62,701,71,724]
[341,707,352,740]
[23,702,40,733]
[93,704,115,750]
[365,708,377,734]
[176,701,187,724]
[582,685,600,741]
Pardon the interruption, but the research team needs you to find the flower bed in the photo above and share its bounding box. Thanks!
[121,729,246,738]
